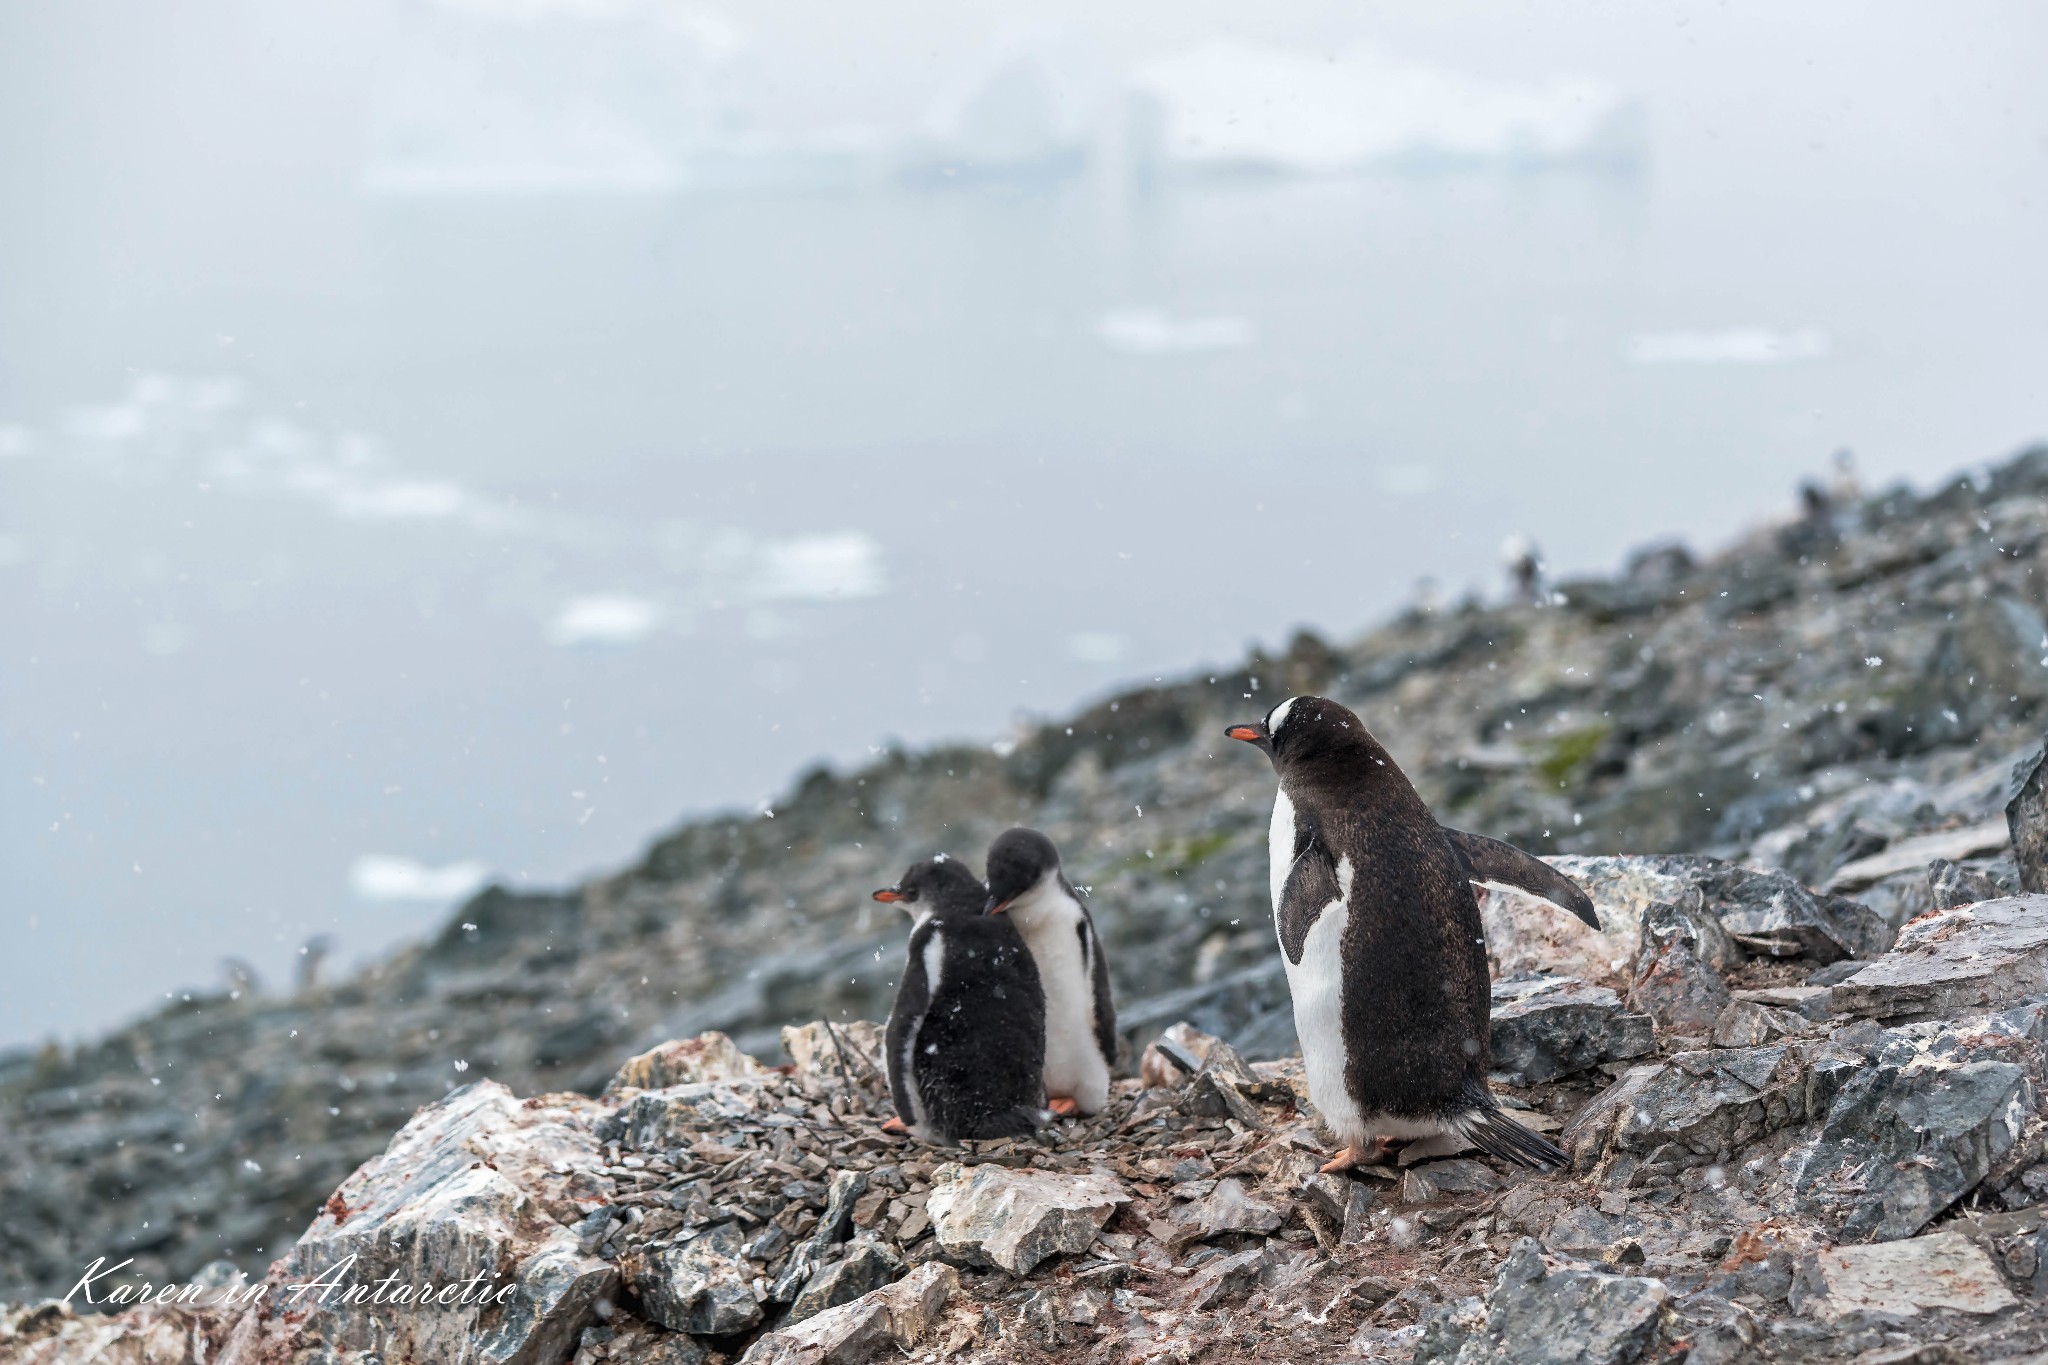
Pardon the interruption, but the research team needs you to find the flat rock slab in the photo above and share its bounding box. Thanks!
[1825,819,2012,893]
[1832,895,2048,1020]
[925,1164,1128,1275]
[1563,1045,1809,1166]
[1489,975,1654,1085]
[1791,1232,2018,1320]
[1168,1176,1285,1245]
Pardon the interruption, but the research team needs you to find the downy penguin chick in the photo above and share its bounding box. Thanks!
[876,855,1046,1143]
[983,828,1116,1116]
[1226,696,1584,1171]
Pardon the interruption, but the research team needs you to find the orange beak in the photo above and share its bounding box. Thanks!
[872,888,904,903]
[985,897,1014,916]
[1226,726,1262,742]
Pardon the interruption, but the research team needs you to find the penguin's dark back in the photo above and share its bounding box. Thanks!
[911,913,1048,1137]
[1287,718,1493,1117]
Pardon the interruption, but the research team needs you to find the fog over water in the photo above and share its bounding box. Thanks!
[2,0,2045,1047]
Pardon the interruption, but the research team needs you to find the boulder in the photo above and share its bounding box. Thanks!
[1398,1159,1502,1205]
[741,1263,958,1365]
[1412,1239,1670,1365]
[235,1082,619,1365]
[924,1165,1127,1274]
[1488,975,1654,1085]
[633,1222,760,1336]
[1794,1018,2040,1241]
[1927,857,2005,909]
[1710,998,1813,1048]
[1789,1232,2017,1320]
[1830,895,2048,1021]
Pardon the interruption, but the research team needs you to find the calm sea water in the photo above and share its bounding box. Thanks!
[3,1,2046,1047]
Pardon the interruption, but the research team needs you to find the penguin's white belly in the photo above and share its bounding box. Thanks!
[1281,895,1365,1145]
[1028,926,1109,1112]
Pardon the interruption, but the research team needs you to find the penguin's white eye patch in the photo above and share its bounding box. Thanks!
[1266,696,1299,734]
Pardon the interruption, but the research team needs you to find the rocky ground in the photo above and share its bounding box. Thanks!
[5,447,2048,1362]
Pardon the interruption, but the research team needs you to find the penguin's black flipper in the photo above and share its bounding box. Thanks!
[1453,1106,1570,1170]
[1441,828,1601,929]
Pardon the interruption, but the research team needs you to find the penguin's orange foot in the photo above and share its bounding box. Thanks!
[1047,1097,1081,1117]
[880,1116,909,1135]
[1320,1138,1396,1173]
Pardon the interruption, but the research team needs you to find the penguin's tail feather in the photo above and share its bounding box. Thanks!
[1452,1106,1568,1170]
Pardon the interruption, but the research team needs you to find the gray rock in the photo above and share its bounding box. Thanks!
[2010,741,2048,894]
[1627,899,1735,1035]
[1411,1238,1670,1365]
[1926,856,2005,909]
[1710,998,1813,1048]
[1788,1231,2018,1320]
[1806,959,1869,987]
[1167,1176,1285,1245]
[1830,895,2048,1020]
[1794,1019,2040,1241]
[786,1239,904,1326]
[742,1262,958,1365]
[1826,819,2012,893]
[1181,1247,1266,1310]
[1489,974,1654,1084]
[923,1164,1127,1274]
[636,1222,761,1336]
[1563,1045,1809,1168]
[1398,1159,1501,1205]
[1732,984,1834,1020]
[572,1318,712,1364]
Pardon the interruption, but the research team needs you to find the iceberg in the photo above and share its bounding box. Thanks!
[1126,40,1644,177]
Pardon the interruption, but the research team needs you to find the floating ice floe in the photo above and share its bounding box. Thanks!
[1626,328,1831,366]
[753,531,886,601]
[1095,309,1254,356]
[348,855,490,903]
[1127,40,1643,177]
[547,594,663,646]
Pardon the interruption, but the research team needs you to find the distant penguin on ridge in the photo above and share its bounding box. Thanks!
[1227,695,1595,1171]
[983,828,1117,1117]
[875,855,1046,1143]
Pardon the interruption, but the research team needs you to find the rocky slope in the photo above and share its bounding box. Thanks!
[3,446,2047,1339]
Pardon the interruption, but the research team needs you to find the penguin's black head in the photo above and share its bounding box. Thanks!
[1225,695,1365,770]
[873,854,985,920]
[984,827,1061,914]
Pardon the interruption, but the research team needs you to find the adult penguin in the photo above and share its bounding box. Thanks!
[1226,695,1591,1171]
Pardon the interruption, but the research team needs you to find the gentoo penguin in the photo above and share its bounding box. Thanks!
[1226,695,1585,1171]
[875,856,1046,1142]
[983,828,1117,1117]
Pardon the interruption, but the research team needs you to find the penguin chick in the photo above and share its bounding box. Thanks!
[984,828,1116,1117]
[1226,696,1573,1171]
[876,856,1046,1143]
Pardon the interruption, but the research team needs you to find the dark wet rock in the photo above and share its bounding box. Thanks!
[1563,1045,1811,1169]
[1830,895,2048,1021]
[1412,1239,1670,1365]
[1928,856,2006,909]
[2011,741,2048,894]
[786,1239,903,1326]
[1627,899,1735,1035]
[1794,1018,2042,1241]
[1488,975,1654,1084]
[635,1222,761,1336]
